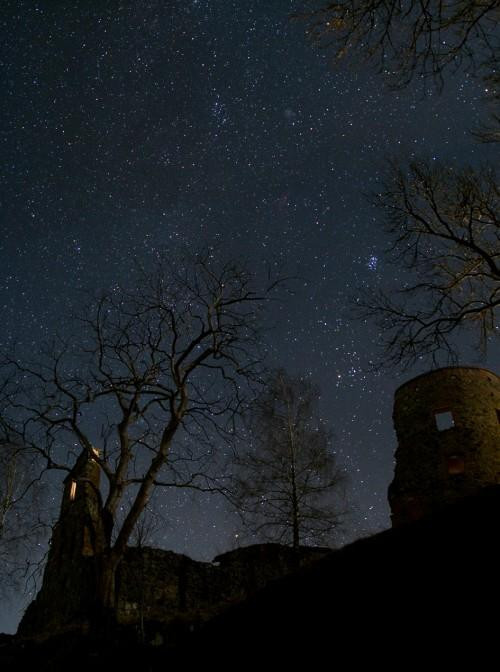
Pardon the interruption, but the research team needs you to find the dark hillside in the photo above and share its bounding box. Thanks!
[3,487,499,669]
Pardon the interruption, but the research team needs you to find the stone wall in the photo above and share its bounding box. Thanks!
[115,544,328,643]
[389,366,500,525]
[19,539,328,643]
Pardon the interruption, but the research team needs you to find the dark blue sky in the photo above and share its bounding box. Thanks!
[0,0,497,632]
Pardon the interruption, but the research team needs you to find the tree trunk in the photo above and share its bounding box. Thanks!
[91,551,120,639]
[290,456,300,551]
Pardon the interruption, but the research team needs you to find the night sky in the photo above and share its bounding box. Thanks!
[1,1,498,631]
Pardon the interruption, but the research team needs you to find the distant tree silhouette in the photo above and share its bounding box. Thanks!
[358,160,499,368]
[0,438,47,599]
[230,369,346,550]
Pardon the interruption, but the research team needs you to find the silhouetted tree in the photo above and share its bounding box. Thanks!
[128,503,165,643]
[473,70,500,143]
[230,369,345,550]
[358,160,499,368]
[0,250,283,624]
[298,4,499,366]
[300,0,500,90]
[0,438,47,598]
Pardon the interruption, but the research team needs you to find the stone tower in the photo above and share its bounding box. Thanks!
[54,448,105,559]
[18,449,106,636]
[389,366,500,526]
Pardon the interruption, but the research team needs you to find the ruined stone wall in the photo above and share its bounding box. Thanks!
[389,366,500,526]
[115,544,328,639]
[115,548,218,628]
[20,542,326,643]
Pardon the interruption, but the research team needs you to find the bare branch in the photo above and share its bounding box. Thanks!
[298,0,500,91]
[357,159,499,368]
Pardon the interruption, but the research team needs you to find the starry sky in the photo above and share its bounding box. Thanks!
[0,0,498,631]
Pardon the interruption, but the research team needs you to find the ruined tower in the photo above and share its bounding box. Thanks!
[389,366,500,526]
[54,448,106,560]
[18,449,106,637]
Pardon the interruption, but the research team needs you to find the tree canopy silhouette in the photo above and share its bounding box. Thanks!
[230,369,346,550]
[301,0,500,90]
[359,160,499,368]
[0,439,47,598]
[299,1,499,367]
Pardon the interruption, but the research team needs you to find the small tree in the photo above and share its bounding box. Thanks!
[230,370,345,550]
[358,159,499,368]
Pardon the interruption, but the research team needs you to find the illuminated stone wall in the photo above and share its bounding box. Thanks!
[389,367,500,526]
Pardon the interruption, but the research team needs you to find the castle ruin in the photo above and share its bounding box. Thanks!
[389,366,500,526]
[18,450,326,642]
[18,365,500,642]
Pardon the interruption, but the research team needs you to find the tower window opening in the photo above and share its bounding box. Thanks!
[69,480,77,501]
[447,455,465,475]
[496,409,500,424]
[435,410,454,431]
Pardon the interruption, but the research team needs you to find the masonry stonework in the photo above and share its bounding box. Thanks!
[114,544,326,641]
[20,541,326,642]
[19,451,106,637]
[389,366,500,526]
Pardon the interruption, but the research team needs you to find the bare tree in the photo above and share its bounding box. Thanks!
[0,250,282,626]
[296,4,499,366]
[299,0,500,90]
[230,369,346,550]
[473,70,500,143]
[358,160,499,368]
[129,503,165,549]
[126,501,166,643]
[0,439,48,599]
